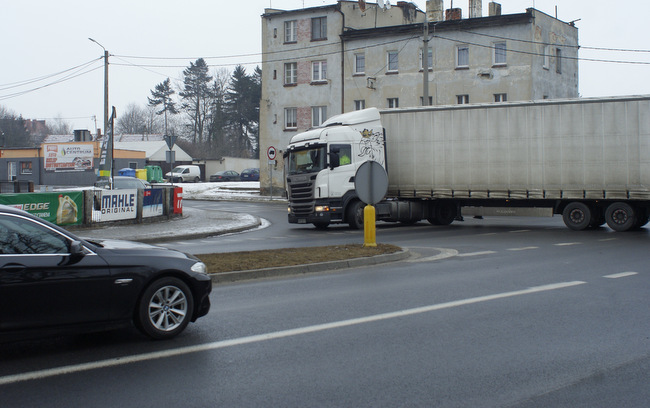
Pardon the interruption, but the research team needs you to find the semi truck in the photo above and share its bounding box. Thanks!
[285,96,650,232]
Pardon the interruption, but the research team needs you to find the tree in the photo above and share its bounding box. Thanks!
[148,78,178,136]
[225,65,261,158]
[117,103,148,134]
[206,69,230,157]
[179,58,212,144]
[0,106,32,147]
[47,114,72,135]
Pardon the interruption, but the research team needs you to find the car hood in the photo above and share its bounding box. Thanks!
[83,238,199,261]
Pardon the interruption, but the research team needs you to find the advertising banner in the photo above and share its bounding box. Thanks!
[143,188,163,218]
[0,192,83,225]
[97,189,138,222]
[44,144,94,171]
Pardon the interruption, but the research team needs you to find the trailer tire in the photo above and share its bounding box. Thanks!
[605,202,637,232]
[347,200,364,230]
[429,202,456,226]
[562,202,592,231]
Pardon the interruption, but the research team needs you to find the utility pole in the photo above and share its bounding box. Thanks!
[89,38,109,136]
[422,13,430,106]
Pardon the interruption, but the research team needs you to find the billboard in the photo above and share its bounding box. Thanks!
[0,192,83,225]
[44,144,94,171]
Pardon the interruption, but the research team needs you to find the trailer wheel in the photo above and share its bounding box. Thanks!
[605,202,637,232]
[562,202,592,231]
[428,202,456,226]
[347,200,364,230]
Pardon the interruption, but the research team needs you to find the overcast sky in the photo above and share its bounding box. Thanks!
[2,0,649,131]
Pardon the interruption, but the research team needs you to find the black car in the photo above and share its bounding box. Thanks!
[240,168,260,181]
[0,205,211,341]
[210,170,240,182]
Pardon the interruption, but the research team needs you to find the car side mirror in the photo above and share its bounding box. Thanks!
[68,240,86,264]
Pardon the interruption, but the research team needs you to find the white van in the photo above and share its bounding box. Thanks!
[166,165,201,182]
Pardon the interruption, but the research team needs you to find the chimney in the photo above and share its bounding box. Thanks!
[446,8,462,20]
[469,0,482,18]
[427,0,444,22]
[489,2,502,16]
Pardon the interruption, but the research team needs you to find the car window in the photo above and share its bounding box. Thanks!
[0,214,70,254]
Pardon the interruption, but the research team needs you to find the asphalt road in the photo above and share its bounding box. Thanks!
[1,200,648,407]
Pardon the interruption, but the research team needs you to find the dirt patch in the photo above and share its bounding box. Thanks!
[197,243,402,273]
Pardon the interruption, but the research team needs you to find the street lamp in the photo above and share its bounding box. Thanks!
[88,38,109,137]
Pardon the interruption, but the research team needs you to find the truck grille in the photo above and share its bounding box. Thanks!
[288,176,315,216]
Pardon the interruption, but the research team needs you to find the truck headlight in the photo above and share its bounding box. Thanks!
[315,206,330,212]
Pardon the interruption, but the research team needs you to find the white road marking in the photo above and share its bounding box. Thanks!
[409,248,459,263]
[507,246,539,251]
[603,272,638,279]
[0,281,586,386]
[598,238,617,242]
[554,242,581,246]
[458,251,497,257]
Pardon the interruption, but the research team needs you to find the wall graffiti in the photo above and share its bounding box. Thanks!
[357,128,385,165]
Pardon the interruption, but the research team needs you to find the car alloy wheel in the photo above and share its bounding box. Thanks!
[138,277,194,339]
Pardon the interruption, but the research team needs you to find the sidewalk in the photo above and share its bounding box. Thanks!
[76,206,263,243]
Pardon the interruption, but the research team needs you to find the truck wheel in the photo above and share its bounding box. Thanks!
[562,202,592,231]
[429,202,456,226]
[347,200,364,230]
[605,202,637,232]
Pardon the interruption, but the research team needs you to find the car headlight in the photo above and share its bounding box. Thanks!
[191,261,207,275]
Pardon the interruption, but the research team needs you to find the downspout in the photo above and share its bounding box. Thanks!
[336,5,345,114]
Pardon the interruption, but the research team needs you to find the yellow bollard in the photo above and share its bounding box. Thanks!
[363,204,377,247]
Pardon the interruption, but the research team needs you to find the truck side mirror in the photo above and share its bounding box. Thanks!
[329,152,340,169]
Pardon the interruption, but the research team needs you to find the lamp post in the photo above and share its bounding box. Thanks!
[88,38,108,136]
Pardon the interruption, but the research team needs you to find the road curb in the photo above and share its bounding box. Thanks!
[210,249,411,284]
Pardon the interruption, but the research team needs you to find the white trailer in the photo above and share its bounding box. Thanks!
[285,96,650,231]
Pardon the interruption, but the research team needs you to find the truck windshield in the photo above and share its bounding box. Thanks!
[288,146,327,175]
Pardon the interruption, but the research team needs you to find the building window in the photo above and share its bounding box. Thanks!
[420,47,433,70]
[457,95,470,104]
[387,98,399,108]
[354,53,365,75]
[493,42,507,66]
[312,61,327,82]
[354,100,366,110]
[543,45,551,70]
[284,20,297,43]
[457,46,469,68]
[311,17,327,41]
[494,93,507,102]
[285,108,297,129]
[556,48,562,74]
[387,51,399,72]
[420,96,433,106]
[20,161,32,175]
[284,62,297,85]
[312,106,327,127]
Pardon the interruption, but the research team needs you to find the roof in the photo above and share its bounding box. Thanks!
[114,141,193,162]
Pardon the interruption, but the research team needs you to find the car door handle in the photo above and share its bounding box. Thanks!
[114,278,133,285]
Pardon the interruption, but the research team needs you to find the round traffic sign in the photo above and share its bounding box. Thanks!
[267,146,277,160]
[354,161,388,205]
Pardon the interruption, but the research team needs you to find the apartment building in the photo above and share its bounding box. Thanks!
[259,1,579,195]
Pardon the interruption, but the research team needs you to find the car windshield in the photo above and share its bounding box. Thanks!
[288,146,327,175]
[171,167,184,173]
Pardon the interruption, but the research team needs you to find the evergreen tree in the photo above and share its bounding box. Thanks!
[0,107,32,147]
[179,58,212,144]
[148,78,178,136]
[225,65,261,158]
[206,69,230,158]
